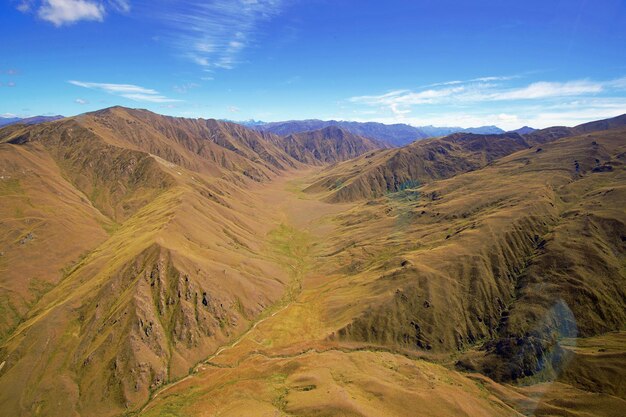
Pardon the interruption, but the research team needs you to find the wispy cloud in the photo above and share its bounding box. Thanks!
[346,76,626,129]
[154,0,287,70]
[350,76,626,113]
[422,75,519,88]
[68,80,181,103]
[173,82,200,94]
[16,0,130,26]
[74,98,89,105]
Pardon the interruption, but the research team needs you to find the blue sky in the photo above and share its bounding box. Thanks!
[1,0,625,129]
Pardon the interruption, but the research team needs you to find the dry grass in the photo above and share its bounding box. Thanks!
[0,109,624,417]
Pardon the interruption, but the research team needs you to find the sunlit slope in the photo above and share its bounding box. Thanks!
[0,109,309,416]
[139,124,626,417]
[0,140,112,340]
[1,110,624,417]
[142,350,521,417]
[76,106,302,181]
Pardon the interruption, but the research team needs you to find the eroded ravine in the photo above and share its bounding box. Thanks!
[135,169,524,417]
[135,169,333,416]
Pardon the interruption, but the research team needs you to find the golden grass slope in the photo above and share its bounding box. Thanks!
[138,126,626,417]
[0,109,625,417]
[0,140,112,341]
[0,108,306,416]
[332,128,625,363]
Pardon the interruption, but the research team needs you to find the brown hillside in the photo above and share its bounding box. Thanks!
[0,108,306,416]
[281,126,386,165]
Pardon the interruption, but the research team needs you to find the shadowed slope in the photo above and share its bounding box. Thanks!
[281,126,386,165]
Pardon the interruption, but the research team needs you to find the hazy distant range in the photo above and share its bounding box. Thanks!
[0,115,64,127]
[237,119,535,146]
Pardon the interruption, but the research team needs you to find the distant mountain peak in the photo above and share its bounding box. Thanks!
[508,126,536,134]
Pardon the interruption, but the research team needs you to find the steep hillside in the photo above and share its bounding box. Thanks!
[326,126,626,379]
[281,126,386,164]
[77,107,301,182]
[0,108,309,416]
[305,132,538,202]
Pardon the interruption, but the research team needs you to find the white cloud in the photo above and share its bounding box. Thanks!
[347,105,626,131]
[75,98,89,104]
[16,1,33,12]
[422,75,518,88]
[228,106,240,113]
[38,0,105,26]
[69,80,158,94]
[489,80,603,100]
[68,80,181,103]
[17,0,130,26]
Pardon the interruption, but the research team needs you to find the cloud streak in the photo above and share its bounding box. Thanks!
[153,0,287,70]
[68,80,181,103]
[350,76,626,112]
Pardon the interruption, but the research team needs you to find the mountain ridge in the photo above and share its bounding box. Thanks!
[0,107,624,417]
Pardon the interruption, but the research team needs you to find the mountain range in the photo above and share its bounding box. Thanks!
[0,107,624,417]
[238,118,508,146]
